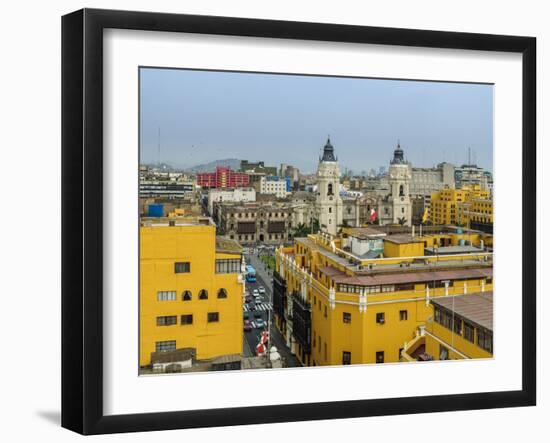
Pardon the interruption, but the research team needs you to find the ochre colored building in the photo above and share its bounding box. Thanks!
[140,216,244,367]
[430,185,491,226]
[402,291,493,361]
[273,227,493,366]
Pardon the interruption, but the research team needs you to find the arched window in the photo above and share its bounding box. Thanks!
[217,288,228,299]
[198,289,208,300]
[399,185,404,196]
[182,290,192,301]
[327,183,333,196]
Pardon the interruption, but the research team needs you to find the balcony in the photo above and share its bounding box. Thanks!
[401,327,433,362]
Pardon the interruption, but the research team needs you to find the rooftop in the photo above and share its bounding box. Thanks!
[384,234,424,245]
[344,227,386,239]
[215,237,243,254]
[432,291,493,331]
[140,216,213,227]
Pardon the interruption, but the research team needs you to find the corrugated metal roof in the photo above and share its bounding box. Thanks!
[432,291,493,331]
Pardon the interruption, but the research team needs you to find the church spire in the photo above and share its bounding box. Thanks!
[391,140,406,164]
[321,136,337,162]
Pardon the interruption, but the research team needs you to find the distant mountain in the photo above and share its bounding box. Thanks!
[185,158,241,173]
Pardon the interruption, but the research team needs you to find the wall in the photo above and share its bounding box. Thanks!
[0,1,546,442]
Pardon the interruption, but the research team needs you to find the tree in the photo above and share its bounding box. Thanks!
[397,217,407,226]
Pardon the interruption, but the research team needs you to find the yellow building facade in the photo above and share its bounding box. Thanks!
[273,228,493,366]
[430,185,491,226]
[402,292,493,361]
[140,217,244,367]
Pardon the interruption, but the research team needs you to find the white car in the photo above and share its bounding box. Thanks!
[253,289,259,297]
[258,286,266,294]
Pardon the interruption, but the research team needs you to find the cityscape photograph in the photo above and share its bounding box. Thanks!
[138,67,494,374]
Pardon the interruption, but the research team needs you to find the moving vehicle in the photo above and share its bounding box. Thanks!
[258,286,266,294]
[245,265,257,283]
[245,295,252,304]
[255,318,265,329]
[243,320,252,332]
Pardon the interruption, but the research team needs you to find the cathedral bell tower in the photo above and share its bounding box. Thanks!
[316,137,343,235]
[386,141,412,226]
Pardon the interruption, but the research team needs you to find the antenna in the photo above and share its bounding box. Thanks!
[468,146,471,166]
[157,127,161,168]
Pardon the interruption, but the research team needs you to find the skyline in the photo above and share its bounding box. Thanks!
[140,68,494,174]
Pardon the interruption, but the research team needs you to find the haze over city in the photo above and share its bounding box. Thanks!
[139,68,494,174]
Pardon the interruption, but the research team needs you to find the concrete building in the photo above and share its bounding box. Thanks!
[410,162,455,197]
[240,160,278,176]
[215,202,294,245]
[273,227,493,366]
[197,166,250,189]
[207,187,256,214]
[139,216,244,368]
[260,176,289,198]
[430,185,491,226]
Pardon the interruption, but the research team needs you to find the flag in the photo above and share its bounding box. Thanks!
[422,208,429,224]
[369,208,378,222]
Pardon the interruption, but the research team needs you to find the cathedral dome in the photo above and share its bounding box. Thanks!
[320,137,337,162]
[391,141,407,165]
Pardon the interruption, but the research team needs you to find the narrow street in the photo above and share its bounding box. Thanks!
[244,251,301,368]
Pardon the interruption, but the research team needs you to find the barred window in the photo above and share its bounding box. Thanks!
[208,312,220,323]
[399,310,408,321]
[477,327,493,353]
[376,351,384,364]
[156,316,177,326]
[343,351,351,365]
[199,290,208,300]
[157,291,176,301]
[174,262,191,273]
[181,314,193,325]
[343,312,351,324]
[155,340,176,352]
[376,312,385,324]
[215,259,241,274]
[381,285,394,293]
[217,288,228,299]
[182,290,192,301]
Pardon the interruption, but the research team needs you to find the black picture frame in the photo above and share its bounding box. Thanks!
[62,8,536,435]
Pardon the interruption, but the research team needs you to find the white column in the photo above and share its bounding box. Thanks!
[329,287,336,310]
[463,281,468,294]
[444,280,449,296]
[481,279,485,292]
[425,285,430,307]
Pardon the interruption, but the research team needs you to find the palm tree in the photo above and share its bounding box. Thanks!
[397,217,407,226]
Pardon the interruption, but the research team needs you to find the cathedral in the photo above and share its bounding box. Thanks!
[314,138,412,233]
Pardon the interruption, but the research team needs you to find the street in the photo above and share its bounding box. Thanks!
[242,251,301,367]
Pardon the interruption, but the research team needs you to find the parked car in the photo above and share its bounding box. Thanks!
[253,311,262,319]
[253,289,259,297]
[245,295,252,304]
[258,286,266,294]
[255,318,265,329]
[243,320,252,332]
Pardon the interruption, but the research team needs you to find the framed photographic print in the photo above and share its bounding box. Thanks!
[61,8,536,435]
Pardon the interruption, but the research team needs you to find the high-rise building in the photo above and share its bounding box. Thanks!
[197,166,250,189]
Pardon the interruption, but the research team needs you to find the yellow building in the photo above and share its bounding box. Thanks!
[430,185,491,226]
[140,216,244,367]
[273,228,493,366]
[402,291,493,361]
[458,198,494,233]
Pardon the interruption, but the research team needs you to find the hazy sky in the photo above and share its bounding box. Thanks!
[139,68,493,174]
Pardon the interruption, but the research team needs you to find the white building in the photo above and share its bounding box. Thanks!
[207,188,256,214]
[260,176,288,198]
[315,137,343,235]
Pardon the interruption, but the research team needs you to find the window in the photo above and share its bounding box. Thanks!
[156,316,177,326]
[439,345,449,360]
[174,262,190,273]
[217,288,228,299]
[328,183,333,195]
[376,312,385,324]
[155,340,176,353]
[342,351,351,365]
[477,327,493,353]
[376,351,384,364]
[207,312,220,323]
[324,305,328,318]
[216,259,241,274]
[157,291,176,301]
[399,185,404,196]
[181,314,193,325]
[324,342,327,360]
[343,312,351,324]
[182,290,192,301]
[329,207,332,213]
[464,321,475,342]
[399,310,408,321]
[453,316,463,335]
[199,289,208,300]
